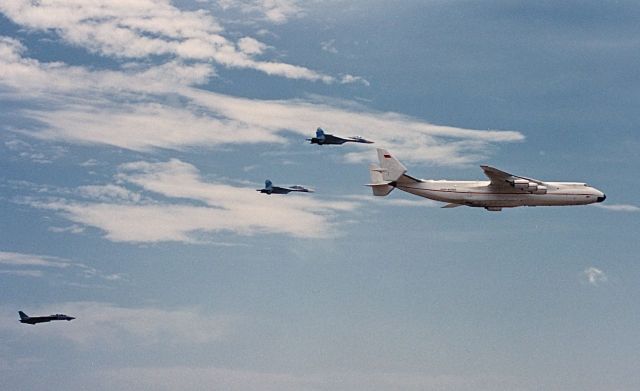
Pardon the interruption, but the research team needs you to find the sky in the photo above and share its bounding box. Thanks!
[1,1,639,390]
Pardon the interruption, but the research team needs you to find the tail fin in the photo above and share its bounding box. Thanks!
[376,148,407,181]
[265,179,273,191]
[366,163,395,196]
[316,128,326,141]
[19,311,28,320]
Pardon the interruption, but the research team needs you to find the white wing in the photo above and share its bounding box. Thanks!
[480,165,548,194]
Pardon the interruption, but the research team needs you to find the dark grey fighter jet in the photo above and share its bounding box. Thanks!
[257,180,313,195]
[307,128,373,145]
[19,311,75,325]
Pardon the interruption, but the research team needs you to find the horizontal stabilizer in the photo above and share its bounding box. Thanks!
[442,203,463,208]
[368,163,395,196]
[367,183,395,196]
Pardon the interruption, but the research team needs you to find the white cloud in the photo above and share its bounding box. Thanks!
[80,159,100,167]
[48,224,86,234]
[25,159,359,242]
[0,302,233,349]
[340,74,370,86]
[346,195,440,208]
[218,0,302,24]
[237,36,269,55]
[321,39,338,54]
[0,0,332,82]
[582,267,607,286]
[0,270,45,277]
[78,185,142,203]
[3,138,66,164]
[594,203,640,212]
[0,36,523,165]
[0,251,122,282]
[0,251,70,268]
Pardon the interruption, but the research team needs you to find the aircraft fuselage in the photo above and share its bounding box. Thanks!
[397,178,605,209]
[19,313,75,324]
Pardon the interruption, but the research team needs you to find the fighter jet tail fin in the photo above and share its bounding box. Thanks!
[18,311,28,320]
[376,149,407,182]
[366,163,395,196]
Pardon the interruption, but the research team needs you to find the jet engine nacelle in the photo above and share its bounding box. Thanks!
[509,178,547,194]
[533,185,547,195]
[511,179,529,190]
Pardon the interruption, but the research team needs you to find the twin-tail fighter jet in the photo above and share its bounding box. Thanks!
[19,311,75,325]
[307,128,373,145]
[257,180,313,195]
[367,148,606,211]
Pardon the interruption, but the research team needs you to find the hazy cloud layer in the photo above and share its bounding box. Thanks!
[0,302,232,348]
[24,159,358,242]
[86,366,517,391]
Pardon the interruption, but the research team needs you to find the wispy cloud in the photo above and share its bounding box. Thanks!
[0,37,523,165]
[0,302,233,349]
[22,159,359,242]
[3,138,67,164]
[594,203,640,212]
[340,74,370,86]
[0,0,333,82]
[321,39,338,54]
[0,251,124,283]
[346,195,440,208]
[0,251,70,268]
[218,0,303,24]
[237,36,269,55]
[582,267,607,286]
[0,270,45,278]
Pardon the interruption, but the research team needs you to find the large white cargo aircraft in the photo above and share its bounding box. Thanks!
[367,148,606,211]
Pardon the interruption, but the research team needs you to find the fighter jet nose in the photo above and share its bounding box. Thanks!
[597,194,606,203]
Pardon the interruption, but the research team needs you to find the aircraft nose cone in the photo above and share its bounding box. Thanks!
[597,194,606,203]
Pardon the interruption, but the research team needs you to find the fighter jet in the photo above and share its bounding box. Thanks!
[257,180,313,195]
[307,128,373,145]
[19,311,75,325]
[367,148,606,211]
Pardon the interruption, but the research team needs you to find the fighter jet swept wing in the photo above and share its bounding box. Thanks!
[257,180,314,195]
[19,311,75,325]
[367,148,606,211]
[307,128,373,145]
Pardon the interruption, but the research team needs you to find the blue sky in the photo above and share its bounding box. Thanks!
[1,1,639,390]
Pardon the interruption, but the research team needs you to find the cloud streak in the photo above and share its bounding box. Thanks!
[594,203,640,212]
[0,302,232,348]
[218,0,303,24]
[0,0,342,82]
[0,36,523,166]
[0,251,123,282]
[23,159,359,242]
